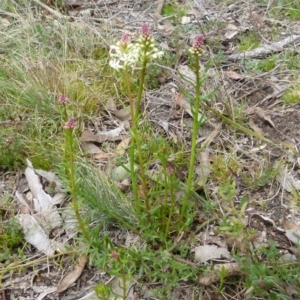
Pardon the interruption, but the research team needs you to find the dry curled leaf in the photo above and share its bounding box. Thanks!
[224,70,244,80]
[276,166,300,192]
[198,263,241,285]
[194,245,231,263]
[245,107,276,129]
[80,130,107,143]
[81,142,102,154]
[93,151,115,161]
[249,117,264,136]
[115,137,131,157]
[246,210,285,232]
[113,108,131,121]
[105,98,117,111]
[224,23,239,40]
[18,214,54,256]
[25,160,62,229]
[283,218,300,245]
[283,218,300,230]
[57,255,88,293]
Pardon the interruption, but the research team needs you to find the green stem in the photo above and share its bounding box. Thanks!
[165,175,176,243]
[124,68,140,217]
[63,105,69,178]
[133,59,151,221]
[135,134,150,215]
[179,57,201,223]
[67,129,90,242]
[62,104,68,121]
[121,264,127,300]
[134,59,147,123]
[124,68,135,124]
[161,162,169,232]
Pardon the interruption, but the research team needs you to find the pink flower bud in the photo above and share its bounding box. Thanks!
[110,251,119,260]
[141,23,151,38]
[190,34,205,56]
[58,95,68,104]
[192,35,205,50]
[120,33,130,45]
[166,165,174,174]
[64,117,76,129]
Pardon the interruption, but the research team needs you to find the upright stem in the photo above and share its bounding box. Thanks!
[67,129,90,242]
[121,264,127,300]
[124,69,135,123]
[133,59,151,221]
[165,174,176,243]
[124,69,140,217]
[160,157,169,233]
[134,60,147,122]
[179,57,201,223]
[62,105,69,178]
[134,134,150,215]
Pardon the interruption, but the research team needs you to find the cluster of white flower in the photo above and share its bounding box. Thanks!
[135,38,164,62]
[109,34,139,70]
[109,24,164,71]
[135,23,164,62]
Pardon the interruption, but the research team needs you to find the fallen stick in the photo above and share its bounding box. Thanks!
[227,35,300,61]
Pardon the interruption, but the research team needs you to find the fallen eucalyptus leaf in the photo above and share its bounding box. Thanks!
[81,142,102,154]
[115,137,131,157]
[198,262,240,285]
[276,166,300,192]
[80,130,107,143]
[194,245,231,263]
[18,214,54,255]
[114,108,131,121]
[25,160,62,229]
[57,255,88,293]
[283,218,300,245]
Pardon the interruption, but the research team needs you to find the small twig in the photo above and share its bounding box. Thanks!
[167,232,185,252]
[171,254,198,268]
[32,0,70,20]
[153,0,165,28]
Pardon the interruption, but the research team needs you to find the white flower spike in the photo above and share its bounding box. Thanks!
[109,34,139,71]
